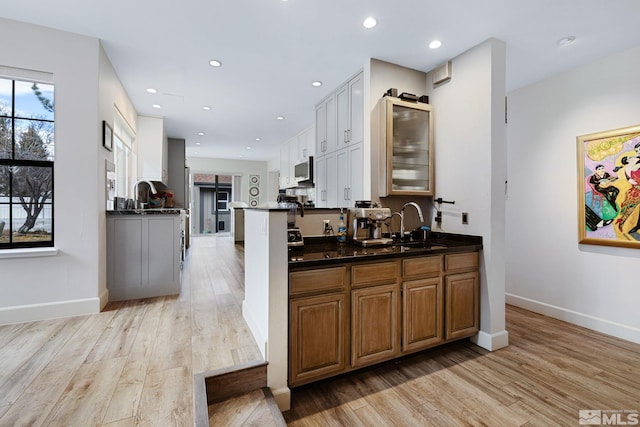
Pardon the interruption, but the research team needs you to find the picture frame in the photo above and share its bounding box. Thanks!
[577,124,640,248]
[102,120,113,152]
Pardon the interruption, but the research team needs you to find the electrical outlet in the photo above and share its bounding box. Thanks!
[462,212,468,224]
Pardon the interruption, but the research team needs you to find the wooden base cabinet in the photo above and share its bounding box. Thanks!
[288,251,479,386]
[289,293,347,386]
[402,277,443,352]
[351,283,400,368]
[445,271,479,340]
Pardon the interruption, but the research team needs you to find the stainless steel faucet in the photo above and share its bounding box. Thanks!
[133,179,158,206]
[400,201,425,236]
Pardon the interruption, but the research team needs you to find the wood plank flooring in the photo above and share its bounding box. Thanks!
[284,305,640,426]
[0,234,262,427]
[0,233,638,426]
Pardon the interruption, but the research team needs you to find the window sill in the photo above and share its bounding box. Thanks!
[0,247,59,259]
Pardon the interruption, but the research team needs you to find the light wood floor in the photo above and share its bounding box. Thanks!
[284,307,640,426]
[0,234,262,427]
[1,234,639,426]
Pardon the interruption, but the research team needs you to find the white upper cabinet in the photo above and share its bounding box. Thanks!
[137,115,167,182]
[279,125,315,189]
[297,126,314,161]
[280,141,291,188]
[348,73,364,146]
[314,70,364,207]
[315,93,337,155]
[337,72,364,148]
[317,71,363,155]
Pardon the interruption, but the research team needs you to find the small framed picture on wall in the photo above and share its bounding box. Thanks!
[103,120,113,151]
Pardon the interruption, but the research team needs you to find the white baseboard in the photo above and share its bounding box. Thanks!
[99,288,109,311]
[271,386,291,412]
[506,293,640,344]
[471,329,509,351]
[0,297,102,325]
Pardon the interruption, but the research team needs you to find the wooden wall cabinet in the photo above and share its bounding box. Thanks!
[374,96,434,197]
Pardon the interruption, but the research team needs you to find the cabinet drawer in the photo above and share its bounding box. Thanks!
[445,252,479,272]
[403,256,442,279]
[352,261,400,288]
[290,266,347,296]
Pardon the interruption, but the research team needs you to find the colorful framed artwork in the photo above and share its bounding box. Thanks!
[577,124,640,248]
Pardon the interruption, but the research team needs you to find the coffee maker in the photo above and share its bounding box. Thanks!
[349,205,393,247]
[277,194,304,247]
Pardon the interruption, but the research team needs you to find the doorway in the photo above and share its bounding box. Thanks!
[196,175,232,234]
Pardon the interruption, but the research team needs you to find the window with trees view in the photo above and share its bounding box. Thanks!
[0,76,54,249]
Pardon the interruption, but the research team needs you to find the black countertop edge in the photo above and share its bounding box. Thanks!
[106,208,184,215]
[289,232,483,268]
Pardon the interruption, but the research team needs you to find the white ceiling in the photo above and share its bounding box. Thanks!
[2,1,640,162]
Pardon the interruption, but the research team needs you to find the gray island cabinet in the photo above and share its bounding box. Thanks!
[106,210,184,301]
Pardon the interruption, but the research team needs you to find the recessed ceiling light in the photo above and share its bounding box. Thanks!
[557,36,576,47]
[197,132,205,136]
[152,104,161,109]
[202,106,211,111]
[429,40,442,49]
[363,17,377,29]
[312,81,322,87]
[146,88,157,94]
[276,116,285,120]
[255,138,261,141]
[195,142,201,145]
[246,146,252,150]
[194,151,199,155]
[209,59,222,67]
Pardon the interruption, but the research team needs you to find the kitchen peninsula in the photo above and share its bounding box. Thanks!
[106,208,185,301]
[242,208,481,411]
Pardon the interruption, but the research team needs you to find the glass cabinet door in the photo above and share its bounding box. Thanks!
[381,97,433,196]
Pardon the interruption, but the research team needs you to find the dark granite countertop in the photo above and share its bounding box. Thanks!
[289,232,482,268]
[106,208,184,215]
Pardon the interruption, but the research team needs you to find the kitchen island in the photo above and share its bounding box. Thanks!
[106,209,185,301]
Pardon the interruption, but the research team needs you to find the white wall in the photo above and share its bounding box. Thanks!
[427,38,508,350]
[98,43,138,310]
[242,209,289,410]
[506,44,640,343]
[0,18,130,323]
